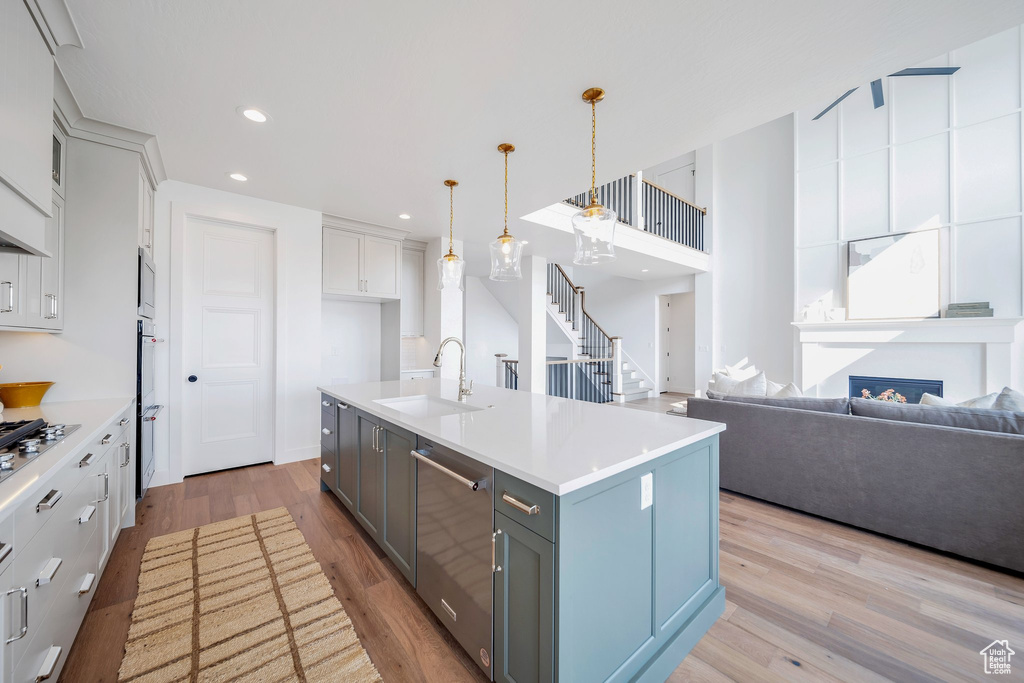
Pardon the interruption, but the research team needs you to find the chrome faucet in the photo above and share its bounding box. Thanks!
[433,336,473,402]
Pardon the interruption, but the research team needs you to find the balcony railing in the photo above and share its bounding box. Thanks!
[565,174,706,252]
[496,356,613,404]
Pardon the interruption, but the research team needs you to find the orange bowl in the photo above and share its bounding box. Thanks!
[0,382,55,409]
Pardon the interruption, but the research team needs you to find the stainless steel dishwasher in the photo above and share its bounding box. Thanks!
[413,439,494,678]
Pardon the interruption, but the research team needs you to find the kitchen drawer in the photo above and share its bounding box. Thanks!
[14,457,90,552]
[494,471,556,543]
[320,446,337,492]
[8,470,97,669]
[320,393,340,415]
[0,513,14,577]
[321,404,337,434]
[320,419,337,454]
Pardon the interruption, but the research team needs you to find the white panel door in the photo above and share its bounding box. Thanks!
[323,228,362,295]
[363,236,401,298]
[183,219,275,476]
[655,163,695,204]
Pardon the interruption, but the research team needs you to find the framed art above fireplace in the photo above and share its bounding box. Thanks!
[847,229,940,321]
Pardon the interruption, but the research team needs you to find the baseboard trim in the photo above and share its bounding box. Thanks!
[635,586,725,682]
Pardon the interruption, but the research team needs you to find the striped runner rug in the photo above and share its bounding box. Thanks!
[118,508,381,682]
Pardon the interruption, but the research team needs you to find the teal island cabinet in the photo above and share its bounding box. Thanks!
[318,381,725,682]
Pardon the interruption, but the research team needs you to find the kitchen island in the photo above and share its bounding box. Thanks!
[317,379,725,682]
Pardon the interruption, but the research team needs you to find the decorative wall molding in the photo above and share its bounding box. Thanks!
[25,0,83,54]
[321,213,410,240]
[52,63,168,188]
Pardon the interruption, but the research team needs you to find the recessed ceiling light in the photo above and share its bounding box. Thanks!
[237,107,271,123]
[228,172,248,182]
[521,240,529,245]
[641,269,649,272]
[398,213,411,220]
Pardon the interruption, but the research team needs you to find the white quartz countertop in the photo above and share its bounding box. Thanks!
[0,397,134,516]
[318,380,724,495]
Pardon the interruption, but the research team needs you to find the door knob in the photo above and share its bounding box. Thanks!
[188,375,198,383]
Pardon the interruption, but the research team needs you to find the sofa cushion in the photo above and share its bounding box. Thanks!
[850,397,1024,435]
[706,391,850,414]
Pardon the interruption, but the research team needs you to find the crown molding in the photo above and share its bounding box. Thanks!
[403,239,428,252]
[52,63,168,188]
[322,213,410,241]
[24,0,83,54]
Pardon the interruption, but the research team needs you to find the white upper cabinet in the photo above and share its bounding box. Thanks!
[323,228,363,296]
[138,162,155,258]
[363,236,401,298]
[401,248,424,336]
[0,0,54,254]
[322,227,402,301]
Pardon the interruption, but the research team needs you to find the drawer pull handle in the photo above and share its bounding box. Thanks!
[0,542,11,564]
[36,489,62,512]
[338,402,349,410]
[36,645,61,681]
[100,433,114,445]
[322,464,331,473]
[321,400,332,407]
[410,450,485,491]
[37,558,62,586]
[79,505,96,524]
[78,452,95,468]
[96,472,109,503]
[119,418,130,427]
[321,428,332,435]
[78,573,96,596]
[502,492,540,516]
[6,587,28,643]
[121,442,131,467]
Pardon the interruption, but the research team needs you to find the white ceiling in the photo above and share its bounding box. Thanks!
[58,1,1024,252]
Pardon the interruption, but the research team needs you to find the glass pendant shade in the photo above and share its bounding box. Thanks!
[489,233,523,281]
[437,252,465,291]
[572,200,617,265]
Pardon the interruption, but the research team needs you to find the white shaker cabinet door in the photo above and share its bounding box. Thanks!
[323,228,363,296]
[401,249,424,336]
[363,236,401,299]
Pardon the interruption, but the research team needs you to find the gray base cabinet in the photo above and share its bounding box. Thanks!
[493,512,554,683]
[380,423,416,583]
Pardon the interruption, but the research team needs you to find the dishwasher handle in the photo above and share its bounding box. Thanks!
[410,450,486,491]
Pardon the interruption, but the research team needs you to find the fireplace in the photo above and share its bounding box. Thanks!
[848,375,943,404]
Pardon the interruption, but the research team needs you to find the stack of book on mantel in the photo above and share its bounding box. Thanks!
[944,302,994,318]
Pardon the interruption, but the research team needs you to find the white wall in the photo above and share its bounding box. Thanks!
[321,300,380,384]
[464,276,518,387]
[796,26,1024,319]
[153,180,322,486]
[668,292,696,393]
[711,115,796,384]
[568,271,694,391]
[0,139,138,403]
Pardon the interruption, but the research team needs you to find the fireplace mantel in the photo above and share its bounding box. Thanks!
[792,317,1024,345]
[791,318,1024,399]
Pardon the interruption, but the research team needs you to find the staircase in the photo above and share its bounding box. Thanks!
[546,264,653,403]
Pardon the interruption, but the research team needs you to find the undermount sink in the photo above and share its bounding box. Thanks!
[374,394,485,418]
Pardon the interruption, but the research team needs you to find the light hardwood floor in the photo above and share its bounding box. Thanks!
[61,460,1024,682]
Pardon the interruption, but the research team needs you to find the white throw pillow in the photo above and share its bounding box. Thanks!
[722,363,758,381]
[715,370,767,397]
[771,382,803,398]
[921,391,999,409]
[994,387,1024,412]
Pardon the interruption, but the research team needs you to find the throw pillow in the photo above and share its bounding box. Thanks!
[769,382,803,398]
[921,391,999,409]
[722,363,758,381]
[994,387,1024,412]
[713,370,767,397]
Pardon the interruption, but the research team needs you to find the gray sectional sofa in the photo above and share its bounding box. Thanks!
[687,395,1024,573]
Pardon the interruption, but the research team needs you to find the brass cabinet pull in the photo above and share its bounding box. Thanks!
[502,492,540,516]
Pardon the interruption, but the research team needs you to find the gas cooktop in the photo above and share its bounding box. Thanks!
[0,419,81,483]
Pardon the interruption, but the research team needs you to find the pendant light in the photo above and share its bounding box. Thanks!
[489,143,523,281]
[572,87,616,265]
[438,179,465,291]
